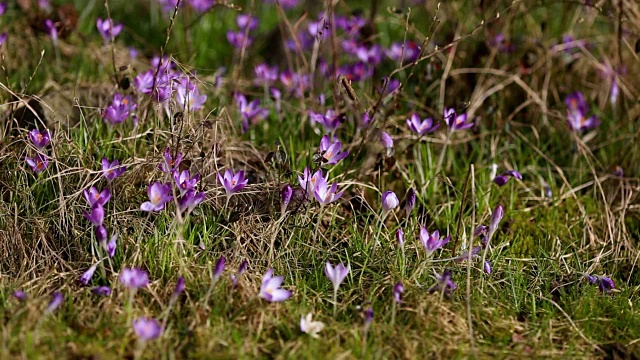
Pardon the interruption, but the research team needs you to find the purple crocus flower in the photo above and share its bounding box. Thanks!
[172,276,186,298]
[134,70,155,94]
[217,169,248,196]
[483,261,492,274]
[325,262,349,292]
[381,191,399,218]
[406,113,439,136]
[101,158,126,181]
[364,307,374,328]
[259,268,292,302]
[213,256,226,282]
[403,188,416,217]
[393,282,404,303]
[91,286,111,296]
[489,33,515,53]
[281,184,292,214]
[140,182,173,212]
[309,110,342,134]
[0,2,6,17]
[188,0,214,12]
[178,190,205,214]
[444,108,473,131]
[231,260,248,289]
[254,64,279,87]
[120,267,149,289]
[158,0,182,12]
[44,19,58,45]
[599,277,615,293]
[236,14,258,31]
[584,274,615,293]
[429,270,457,296]
[235,94,268,133]
[355,44,383,65]
[173,170,200,195]
[46,292,63,313]
[96,18,123,43]
[176,78,207,112]
[160,147,183,173]
[564,92,599,131]
[83,187,111,207]
[420,227,450,256]
[133,317,163,341]
[103,93,137,125]
[312,176,343,206]
[25,154,49,173]
[488,205,504,238]
[265,0,298,9]
[380,131,393,156]
[298,167,327,194]
[84,204,105,226]
[493,170,523,186]
[227,31,252,49]
[396,228,404,248]
[80,264,98,285]
[318,135,349,165]
[95,225,107,242]
[386,41,420,63]
[13,290,27,302]
[360,112,372,129]
[38,0,51,11]
[0,33,6,46]
[28,128,51,149]
[104,234,117,258]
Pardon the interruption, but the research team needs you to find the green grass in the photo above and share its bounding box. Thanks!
[1,0,640,358]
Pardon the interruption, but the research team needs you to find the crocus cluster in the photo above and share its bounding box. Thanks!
[176,77,207,112]
[584,274,615,294]
[493,169,523,187]
[235,93,268,133]
[103,93,137,126]
[142,149,205,215]
[25,128,51,173]
[564,92,599,131]
[309,109,343,135]
[134,56,207,110]
[386,41,421,63]
[158,0,214,13]
[227,14,258,49]
[298,168,343,206]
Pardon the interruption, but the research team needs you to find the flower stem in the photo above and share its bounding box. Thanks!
[333,288,338,318]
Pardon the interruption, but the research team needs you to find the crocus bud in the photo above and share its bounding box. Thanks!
[173,276,186,298]
[80,264,98,285]
[380,131,393,156]
[403,188,416,217]
[281,184,292,214]
[393,282,404,303]
[381,191,399,219]
[488,205,504,238]
[396,228,404,248]
[213,256,226,281]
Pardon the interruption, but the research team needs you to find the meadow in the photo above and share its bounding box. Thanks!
[1,0,639,358]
